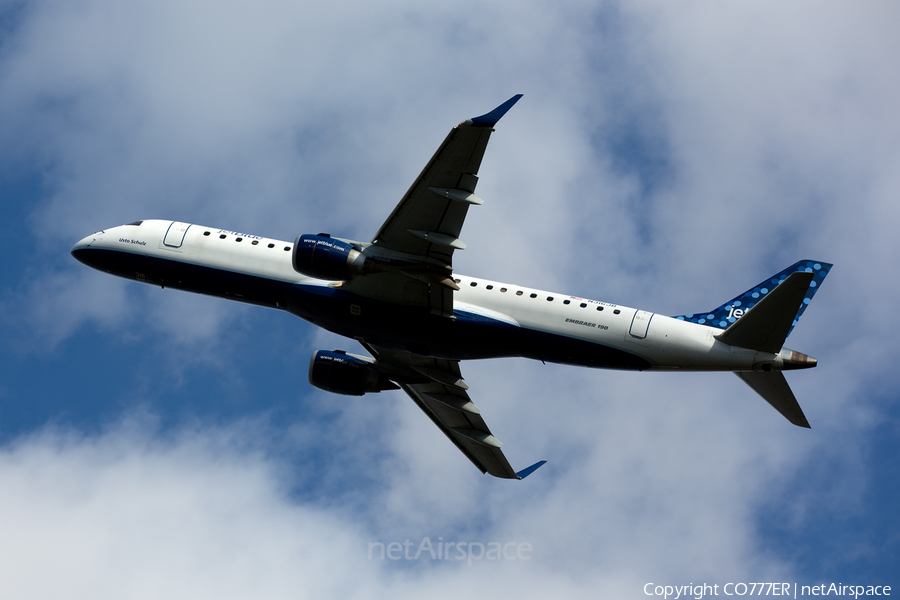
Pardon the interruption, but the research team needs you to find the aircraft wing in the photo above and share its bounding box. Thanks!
[362,342,544,479]
[342,95,522,318]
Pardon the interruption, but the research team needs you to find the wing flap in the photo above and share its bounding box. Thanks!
[371,122,495,262]
[401,381,520,479]
[363,342,524,479]
[343,96,522,319]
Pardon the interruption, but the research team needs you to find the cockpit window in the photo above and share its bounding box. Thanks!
[126,221,143,226]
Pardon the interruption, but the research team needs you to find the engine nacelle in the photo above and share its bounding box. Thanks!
[292,234,367,280]
[308,350,399,396]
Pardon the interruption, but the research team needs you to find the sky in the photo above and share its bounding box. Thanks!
[1,1,898,598]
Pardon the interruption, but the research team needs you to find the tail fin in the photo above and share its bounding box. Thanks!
[672,260,832,339]
[717,270,814,353]
[673,260,833,429]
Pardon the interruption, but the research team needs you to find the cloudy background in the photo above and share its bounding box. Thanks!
[1,0,897,597]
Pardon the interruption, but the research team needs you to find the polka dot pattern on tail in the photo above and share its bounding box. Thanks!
[671,259,833,337]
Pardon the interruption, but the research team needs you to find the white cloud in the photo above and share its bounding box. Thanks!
[0,417,384,599]
[0,405,806,599]
[8,268,131,349]
[1,0,898,596]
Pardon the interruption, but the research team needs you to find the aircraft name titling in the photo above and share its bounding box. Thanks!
[217,229,262,240]
[118,238,146,246]
[582,299,617,308]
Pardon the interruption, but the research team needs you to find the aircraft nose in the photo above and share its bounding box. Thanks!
[71,234,94,252]
[71,238,93,267]
[71,231,106,267]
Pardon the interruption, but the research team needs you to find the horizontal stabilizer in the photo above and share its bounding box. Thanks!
[717,271,813,353]
[735,371,810,428]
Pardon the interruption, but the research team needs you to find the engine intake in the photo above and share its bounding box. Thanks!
[308,350,399,396]
[292,234,367,281]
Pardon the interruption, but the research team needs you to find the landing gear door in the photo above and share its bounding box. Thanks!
[163,222,191,249]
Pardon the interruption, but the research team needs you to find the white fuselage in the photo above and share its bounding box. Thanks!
[72,219,779,373]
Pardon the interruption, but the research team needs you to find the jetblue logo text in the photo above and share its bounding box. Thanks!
[727,307,745,319]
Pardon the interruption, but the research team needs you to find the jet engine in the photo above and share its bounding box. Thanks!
[292,234,369,280]
[308,350,399,396]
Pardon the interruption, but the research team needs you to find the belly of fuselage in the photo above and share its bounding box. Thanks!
[284,283,651,370]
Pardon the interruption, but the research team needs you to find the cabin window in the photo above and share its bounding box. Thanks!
[486,285,493,290]
[268,243,275,248]
[546,296,554,301]
[236,238,242,242]
[454,279,461,284]
[219,234,227,239]
[284,246,290,251]
[580,303,587,308]
[516,291,523,296]
[530,293,537,298]
[470,281,477,287]
[563,299,571,305]
[613,309,621,314]
[500,288,507,293]
[203,231,211,236]
[252,240,259,245]
[596,306,604,311]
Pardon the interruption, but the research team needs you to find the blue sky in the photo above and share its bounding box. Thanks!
[1,1,898,597]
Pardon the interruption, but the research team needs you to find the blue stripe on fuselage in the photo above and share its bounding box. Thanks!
[72,246,651,370]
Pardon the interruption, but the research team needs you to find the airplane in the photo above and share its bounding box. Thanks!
[71,94,831,480]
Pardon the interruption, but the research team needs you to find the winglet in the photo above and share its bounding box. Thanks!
[515,460,547,480]
[469,94,523,127]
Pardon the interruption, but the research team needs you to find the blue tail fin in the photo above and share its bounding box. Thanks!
[672,260,832,338]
